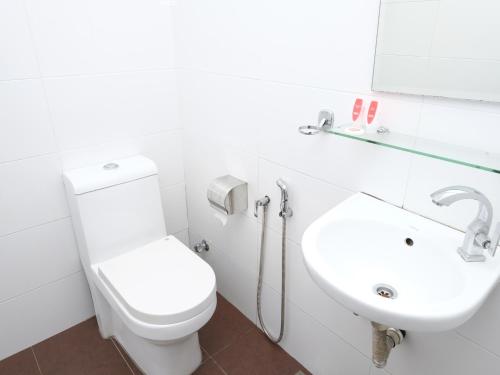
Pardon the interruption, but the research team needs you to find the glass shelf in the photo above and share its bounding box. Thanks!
[324,127,500,174]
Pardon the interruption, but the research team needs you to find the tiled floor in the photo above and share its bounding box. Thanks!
[0,294,310,375]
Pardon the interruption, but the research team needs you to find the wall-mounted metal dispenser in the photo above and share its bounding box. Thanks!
[207,175,248,225]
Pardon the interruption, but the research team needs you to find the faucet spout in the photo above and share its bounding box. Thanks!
[430,186,494,262]
[431,186,493,230]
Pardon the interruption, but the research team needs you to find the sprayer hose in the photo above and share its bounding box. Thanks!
[256,204,286,343]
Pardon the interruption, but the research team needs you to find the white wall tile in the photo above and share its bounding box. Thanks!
[161,183,188,234]
[87,0,175,72]
[0,0,39,80]
[259,284,371,375]
[217,257,258,323]
[44,70,179,150]
[0,272,93,360]
[0,155,68,237]
[26,0,176,76]
[0,79,55,163]
[179,71,261,155]
[176,0,380,92]
[386,330,500,375]
[0,218,81,302]
[418,102,500,153]
[141,130,185,188]
[457,283,500,357]
[25,0,97,76]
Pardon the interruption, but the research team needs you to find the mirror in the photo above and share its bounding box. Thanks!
[372,0,500,102]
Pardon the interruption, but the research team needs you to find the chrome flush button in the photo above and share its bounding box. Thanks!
[103,162,119,170]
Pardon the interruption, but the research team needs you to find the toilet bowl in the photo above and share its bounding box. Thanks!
[63,155,216,375]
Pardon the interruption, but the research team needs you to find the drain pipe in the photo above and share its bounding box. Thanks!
[371,322,405,368]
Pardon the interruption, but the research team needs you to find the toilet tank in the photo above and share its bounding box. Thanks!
[63,156,167,266]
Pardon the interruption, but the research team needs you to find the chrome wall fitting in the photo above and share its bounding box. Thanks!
[254,196,271,218]
[298,110,334,135]
[193,240,209,253]
[376,126,390,134]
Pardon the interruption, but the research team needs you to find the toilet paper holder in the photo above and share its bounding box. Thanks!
[207,175,248,215]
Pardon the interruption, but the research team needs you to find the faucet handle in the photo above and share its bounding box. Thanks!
[489,222,500,257]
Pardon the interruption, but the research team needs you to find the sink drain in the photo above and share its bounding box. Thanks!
[374,284,397,299]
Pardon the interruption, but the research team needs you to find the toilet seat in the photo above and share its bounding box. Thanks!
[92,235,217,341]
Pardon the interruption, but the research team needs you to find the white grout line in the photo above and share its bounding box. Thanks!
[0,68,178,84]
[176,67,409,100]
[0,151,59,166]
[454,331,500,361]
[0,216,70,239]
[30,347,44,375]
[201,346,228,375]
[211,357,229,375]
[110,338,136,375]
[0,270,82,306]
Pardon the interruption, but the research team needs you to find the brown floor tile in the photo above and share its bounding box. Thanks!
[192,358,225,375]
[213,328,311,375]
[199,294,254,355]
[2,296,310,375]
[33,318,132,375]
[0,349,40,375]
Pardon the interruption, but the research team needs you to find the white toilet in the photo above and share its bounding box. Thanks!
[63,155,216,375]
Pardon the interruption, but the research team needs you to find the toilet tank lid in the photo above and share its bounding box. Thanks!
[63,155,158,195]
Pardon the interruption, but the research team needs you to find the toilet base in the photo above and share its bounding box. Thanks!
[113,315,202,375]
[93,286,203,375]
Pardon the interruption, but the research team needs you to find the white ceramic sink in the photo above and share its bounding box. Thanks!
[302,193,500,331]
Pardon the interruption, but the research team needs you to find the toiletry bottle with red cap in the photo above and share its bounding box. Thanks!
[346,98,365,134]
[365,100,379,134]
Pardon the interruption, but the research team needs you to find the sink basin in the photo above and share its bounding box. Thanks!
[302,193,500,331]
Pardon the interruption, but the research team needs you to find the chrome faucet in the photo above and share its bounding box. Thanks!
[276,179,293,218]
[431,186,499,262]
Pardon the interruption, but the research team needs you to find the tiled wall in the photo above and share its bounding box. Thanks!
[0,0,186,360]
[174,1,500,374]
